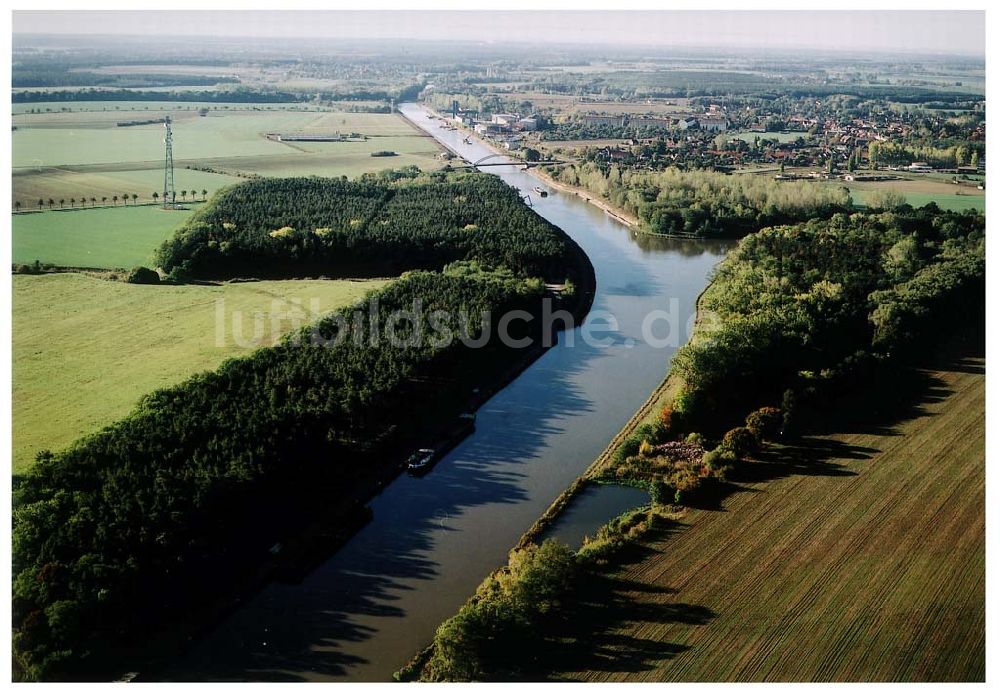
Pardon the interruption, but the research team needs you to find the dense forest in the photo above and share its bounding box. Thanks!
[670,205,985,429]
[156,173,572,281]
[13,173,586,681]
[545,163,853,237]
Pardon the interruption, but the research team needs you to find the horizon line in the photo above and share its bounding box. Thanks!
[12,31,985,60]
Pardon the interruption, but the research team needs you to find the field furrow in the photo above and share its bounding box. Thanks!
[555,357,984,682]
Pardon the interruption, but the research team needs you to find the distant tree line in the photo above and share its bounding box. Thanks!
[316,82,424,103]
[12,88,303,104]
[13,70,239,89]
[518,70,981,103]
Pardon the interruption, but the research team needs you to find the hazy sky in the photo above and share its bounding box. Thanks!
[12,10,985,57]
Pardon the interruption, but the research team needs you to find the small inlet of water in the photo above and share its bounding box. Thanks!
[541,483,651,548]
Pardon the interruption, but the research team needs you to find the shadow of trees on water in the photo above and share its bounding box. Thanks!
[161,285,646,681]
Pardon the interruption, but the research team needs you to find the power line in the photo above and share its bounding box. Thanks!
[162,117,176,209]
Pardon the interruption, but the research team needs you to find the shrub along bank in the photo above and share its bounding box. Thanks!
[544,163,853,238]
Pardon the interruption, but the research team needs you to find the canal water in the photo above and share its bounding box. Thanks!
[165,103,733,681]
[541,484,652,548]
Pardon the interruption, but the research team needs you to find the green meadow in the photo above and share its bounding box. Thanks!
[848,187,985,213]
[12,273,388,473]
[12,106,443,205]
[12,108,440,167]
[13,205,196,268]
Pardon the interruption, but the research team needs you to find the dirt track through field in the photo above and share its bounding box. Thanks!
[555,355,985,682]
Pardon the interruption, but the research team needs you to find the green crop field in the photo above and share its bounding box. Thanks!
[847,187,985,213]
[12,107,441,166]
[808,177,985,213]
[12,166,236,211]
[12,106,443,205]
[13,205,197,268]
[12,273,388,474]
[14,112,303,165]
[10,103,436,474]
[551,357,984,682]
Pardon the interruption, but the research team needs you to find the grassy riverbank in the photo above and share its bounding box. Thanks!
[533,166,639,227]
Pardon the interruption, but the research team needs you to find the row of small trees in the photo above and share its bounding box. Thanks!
[13,189,209,212]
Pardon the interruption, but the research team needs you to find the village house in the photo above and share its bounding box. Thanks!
[630,116,674,129]
[699,116,729,132]
[474,122,507,136]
